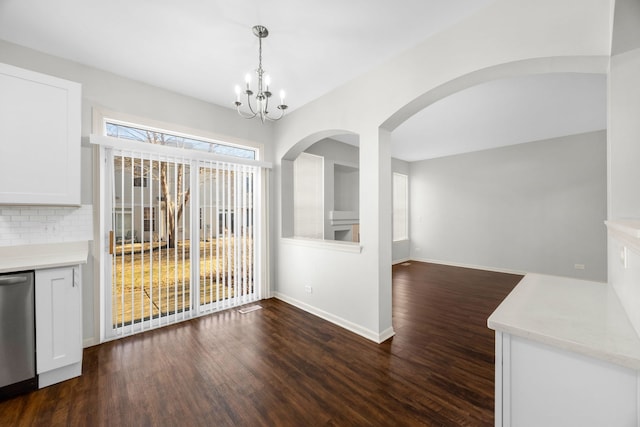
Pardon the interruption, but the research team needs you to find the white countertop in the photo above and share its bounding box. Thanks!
[488,273,640,370]
[0,241,89,273]
[605,219,640,239]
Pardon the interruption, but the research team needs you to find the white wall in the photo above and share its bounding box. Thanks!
[409,131,607,280]
[0,40,274,346]
[611,0,640,56]
[274,0,611,341]
[609,19,640,217]
[607,0,640,335]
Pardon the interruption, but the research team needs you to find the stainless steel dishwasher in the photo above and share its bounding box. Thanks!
[0,270,37,399]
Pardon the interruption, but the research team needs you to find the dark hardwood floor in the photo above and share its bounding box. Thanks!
[0,262,521,427]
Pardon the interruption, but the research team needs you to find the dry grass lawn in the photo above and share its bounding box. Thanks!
[112,238,253,326]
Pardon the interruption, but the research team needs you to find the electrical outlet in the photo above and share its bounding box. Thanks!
[574,264,585,270]
[304,285,313,294]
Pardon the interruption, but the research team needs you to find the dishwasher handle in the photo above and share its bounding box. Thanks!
[0,275,29,286]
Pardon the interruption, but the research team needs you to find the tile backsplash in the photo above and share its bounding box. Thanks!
[0,205,93,246]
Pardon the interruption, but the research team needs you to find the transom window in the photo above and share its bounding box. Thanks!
[106,121,257,160]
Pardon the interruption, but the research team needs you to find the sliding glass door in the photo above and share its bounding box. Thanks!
[102,126,264,339]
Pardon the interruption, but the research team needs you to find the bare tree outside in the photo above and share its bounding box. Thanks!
[110,126,191,249]
[152,132,190,248]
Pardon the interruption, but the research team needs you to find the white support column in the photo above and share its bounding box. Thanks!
[359,127,394,341]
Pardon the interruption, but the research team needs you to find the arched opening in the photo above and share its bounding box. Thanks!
[382,59,607,280]
[281,130,361,243]
[272,57,609,346]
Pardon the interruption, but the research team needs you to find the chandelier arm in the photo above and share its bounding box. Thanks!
[264,107,286,122]
[236,98,258,119]
[245,94,258,116]
[236,106,258,120]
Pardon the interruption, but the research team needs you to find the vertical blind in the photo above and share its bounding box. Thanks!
[198,160,259,313]
[109,148,263,338]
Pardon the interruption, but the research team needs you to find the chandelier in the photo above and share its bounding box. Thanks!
[234,25,288,122]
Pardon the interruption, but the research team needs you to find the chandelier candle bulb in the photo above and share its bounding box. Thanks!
[235,85,241,103]
[280,90,285,105]
[245,73,251,89]
[265,75,271,91]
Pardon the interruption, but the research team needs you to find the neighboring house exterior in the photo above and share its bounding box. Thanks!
[113,162,252,245]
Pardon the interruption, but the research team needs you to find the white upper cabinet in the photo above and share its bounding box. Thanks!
[0,63,81,205]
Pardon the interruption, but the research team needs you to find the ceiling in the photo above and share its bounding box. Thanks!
[0,0,606,162]
[391,72,607,161]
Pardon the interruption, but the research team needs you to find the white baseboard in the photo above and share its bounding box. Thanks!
[273,292,395,344]
[377,326,395,343]
[392,257,411,265]
[409,257,527,276]
[39,362,82,388]
[83,337,99,348]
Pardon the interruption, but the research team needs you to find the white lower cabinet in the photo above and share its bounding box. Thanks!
[496,333,639,427]
[35,266,83,387]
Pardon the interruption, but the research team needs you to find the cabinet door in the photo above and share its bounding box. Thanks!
[504,335,638,427]
[0,62,81,205]
[35,267,82,373]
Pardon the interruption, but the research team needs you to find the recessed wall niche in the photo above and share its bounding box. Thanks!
[331,163,359,242]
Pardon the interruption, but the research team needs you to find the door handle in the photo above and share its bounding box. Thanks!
[0,276,28,286]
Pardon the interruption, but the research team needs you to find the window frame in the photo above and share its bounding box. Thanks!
[143,207,155,232]
[92,108,271,343]
[92,107,265,163]
[106,120,259,161]
[393,172,409,242]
